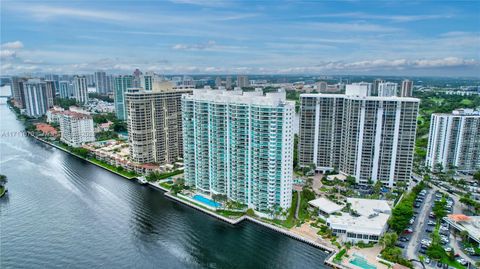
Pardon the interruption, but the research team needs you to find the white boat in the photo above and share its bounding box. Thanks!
[137,177,148,185]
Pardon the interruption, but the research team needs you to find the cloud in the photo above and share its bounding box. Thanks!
[0,41,24,59]
[11,5,131,23]
[303,12,452,22]
[0,50,17,59]
[1,41,24,49]
[169,0,229,7]
[172,40,217,51]
[304,22,401,33]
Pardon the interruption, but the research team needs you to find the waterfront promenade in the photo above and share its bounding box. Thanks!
[30,130,338,264]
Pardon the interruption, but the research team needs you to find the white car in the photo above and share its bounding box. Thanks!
[444,246,452,252]
[456,258,467,266]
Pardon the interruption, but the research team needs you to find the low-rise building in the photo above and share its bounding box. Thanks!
[60,111,95,147]
[46,106,65,124]
[443,214,480,246]
[308,197,343,218]
[327,198,391,243]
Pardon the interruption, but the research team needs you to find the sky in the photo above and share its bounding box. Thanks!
[1,0,479,77]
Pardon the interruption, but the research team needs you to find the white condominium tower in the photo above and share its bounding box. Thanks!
[73,76,89,104]
[60,111,95,147]
[426,109,480,172]
[22,79,50,118]
[378,82,398,97]
[298,86,419,187]
[400,80,413,97]
[182,89,294,213]
[94,71,108,94]
[125,83,192,165]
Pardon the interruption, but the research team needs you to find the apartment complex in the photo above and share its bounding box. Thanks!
[426,109,480,172]
[11,76,26,108]
[182,89,294,213]
[94,71,108,94]
[125,84,191,165]
[59,81,74,99]
[400,79,413,97]
[378,82,398,97]
[60,111,95,147]
[23,79,51,118]
[73,76,89,104]
[236,75,249,88]
[299,86,419,187]
[114,75,134,120]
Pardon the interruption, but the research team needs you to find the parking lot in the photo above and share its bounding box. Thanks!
[400,187,474,268]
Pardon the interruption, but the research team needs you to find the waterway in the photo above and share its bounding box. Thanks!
[0,99,328,268]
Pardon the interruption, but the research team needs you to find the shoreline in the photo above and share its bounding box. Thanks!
[27,121,338,266]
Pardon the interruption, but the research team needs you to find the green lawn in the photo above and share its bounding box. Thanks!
[272,192,297,228]
[87,158,137,178]
[159,182,173,190]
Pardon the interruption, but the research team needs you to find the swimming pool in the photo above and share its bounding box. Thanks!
[349,255,376,269]
[192,195,221,208]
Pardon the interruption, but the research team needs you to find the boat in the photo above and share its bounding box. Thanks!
[137,177,148,185]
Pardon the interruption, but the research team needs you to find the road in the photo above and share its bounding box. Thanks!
[406,189,434,260]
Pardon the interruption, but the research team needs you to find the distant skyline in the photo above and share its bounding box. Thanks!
[1,0,479,77]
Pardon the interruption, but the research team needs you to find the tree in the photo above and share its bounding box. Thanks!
[379,232,398,249]
[459,230,469,242]
[0,174,7,187]
[474,170,480,182]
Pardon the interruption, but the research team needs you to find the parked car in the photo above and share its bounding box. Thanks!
[456,258,467,266]
[424,257,431,264]
[426,227,434,233]
[395,243,405,249]
[404,227,413,234]
[428,220,436,226]
[419,248,426,254]
[414,203,421,208]
[399,236,409,242]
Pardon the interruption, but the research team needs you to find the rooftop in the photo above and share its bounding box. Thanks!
[300,92,420,102]
[327,198,391,234]
[445,214,480,242]
[184,88,294,107]
[308,197,343,214]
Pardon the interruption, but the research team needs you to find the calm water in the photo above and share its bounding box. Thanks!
[0,100,328,269]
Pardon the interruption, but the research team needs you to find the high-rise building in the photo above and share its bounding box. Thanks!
[372,79,385,96]
[86,74,95,87]
[298,87,419,187]
[114,75,134,120]
[378,82,398,97]
[345,82,372,96]
[236,75,249,88]
[11,76,26,108]
[59,81,74,99]
[45,80,56,107]
[215,77,222,88]
[140,72,155,91]
[133,69,142,88]
[125,84,191,164]
[22,79,50,118]
[44,74,59,93]
[73,76,89,104]
[182,89,294,213]
[106,74,115,93]
[60,111,95,147]
[225,76,232,90]
[94,71,108,94]
[400,79,413,97]
[426,109,480,172]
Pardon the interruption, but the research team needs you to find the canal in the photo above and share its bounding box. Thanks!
[0,99,328,269]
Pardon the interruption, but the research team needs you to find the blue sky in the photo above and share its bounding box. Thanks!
[1,0,479,76]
